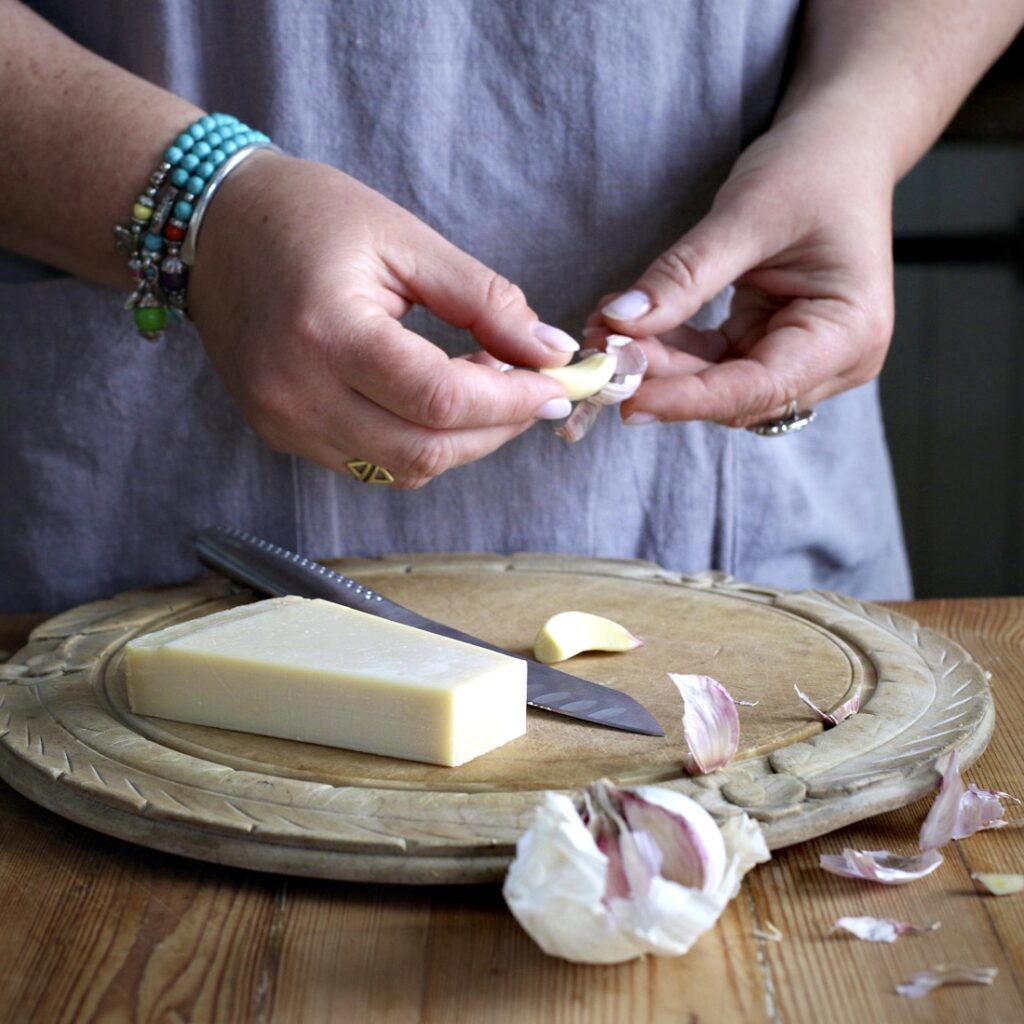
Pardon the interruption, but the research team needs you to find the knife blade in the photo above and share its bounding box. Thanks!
[194,526,664,737]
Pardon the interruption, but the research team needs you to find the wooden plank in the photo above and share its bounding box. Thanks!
[746,598,1024,1024]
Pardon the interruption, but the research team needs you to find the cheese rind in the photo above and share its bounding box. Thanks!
[125,596,527,766]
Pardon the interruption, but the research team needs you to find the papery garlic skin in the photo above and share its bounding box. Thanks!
[503,792,645,964]
[503,784,769,964]
[670,674,741,775]
[793,684,860,727]
[819,847,944,884]
[895,965,997,998]
[831,916,940,942]
[919,749,1011,851]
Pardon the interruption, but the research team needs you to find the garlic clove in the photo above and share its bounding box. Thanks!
[540,351,618,401]
[669,673,740,775]
[819,847,944,884]
[831,916,940,942]
[793,684,860,727]
[617,784,728,892]
[971,872,1024,895]
[532,611,642,664]
[895,965,997,998]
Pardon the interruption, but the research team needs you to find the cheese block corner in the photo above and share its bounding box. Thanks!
[124,596,527,766]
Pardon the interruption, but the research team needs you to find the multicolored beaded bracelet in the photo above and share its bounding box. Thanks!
[114,113,273,341]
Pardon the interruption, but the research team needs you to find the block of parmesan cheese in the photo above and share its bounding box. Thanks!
[125,596,527,766]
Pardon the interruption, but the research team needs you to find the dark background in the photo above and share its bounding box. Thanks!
[883,31,1024,597]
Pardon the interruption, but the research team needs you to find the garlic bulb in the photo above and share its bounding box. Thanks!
[503,780,769,964]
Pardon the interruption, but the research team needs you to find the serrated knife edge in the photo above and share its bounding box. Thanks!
[193,526,664,737]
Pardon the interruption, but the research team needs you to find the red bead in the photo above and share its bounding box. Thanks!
[164,222,186,242]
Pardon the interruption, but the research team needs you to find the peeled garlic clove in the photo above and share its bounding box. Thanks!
[895,965,997,998]
[831,916,940,942]
[533,611,642,664]
[669,673,740,775]
[819,847,944,884]
[540,351,617,401]
[972,872,1024,895]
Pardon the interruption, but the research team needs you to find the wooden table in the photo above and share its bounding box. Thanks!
[1,598,1021,1024]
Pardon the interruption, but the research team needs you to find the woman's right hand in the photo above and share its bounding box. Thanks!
[188,152,575,488]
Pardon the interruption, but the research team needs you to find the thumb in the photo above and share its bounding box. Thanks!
[600,200,770,336]
[401,232,579,367]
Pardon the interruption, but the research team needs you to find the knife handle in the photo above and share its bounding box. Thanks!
[194,526,416,622]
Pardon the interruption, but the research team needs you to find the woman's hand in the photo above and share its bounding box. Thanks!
[590,109,896,428]
[188,152,574,487]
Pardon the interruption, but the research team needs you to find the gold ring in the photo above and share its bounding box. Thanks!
[346,459,396,485]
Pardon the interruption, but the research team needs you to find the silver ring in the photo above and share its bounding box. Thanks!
[746,401,816,437]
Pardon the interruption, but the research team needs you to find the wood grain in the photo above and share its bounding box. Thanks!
[0,596,1021,1024]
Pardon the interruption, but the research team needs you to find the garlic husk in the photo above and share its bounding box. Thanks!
[502,782,769,964]
[555,336,647,443]
[972,872,1024,896]
[670,674,740,775]
[918,749,1013,850]
[793,684,860,727]
[819,847,944,884]
[895,965,997,998]
[831,915,940,942]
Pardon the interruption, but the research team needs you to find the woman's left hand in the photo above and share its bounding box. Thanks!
[589,110,897,428]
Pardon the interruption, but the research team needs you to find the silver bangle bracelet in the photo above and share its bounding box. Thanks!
[180,142,280,265]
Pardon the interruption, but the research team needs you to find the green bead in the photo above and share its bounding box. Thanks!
[134,305,167,333]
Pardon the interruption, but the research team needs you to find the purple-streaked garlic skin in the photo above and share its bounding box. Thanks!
[819,847,944,884]
[502,780,769,964]
[670,673,741,775]
[555,335,647,443]
[793,684,860,727]
[919,749,1012,851]
[617,785,725,893]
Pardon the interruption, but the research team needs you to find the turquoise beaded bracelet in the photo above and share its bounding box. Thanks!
[114,113,272,341]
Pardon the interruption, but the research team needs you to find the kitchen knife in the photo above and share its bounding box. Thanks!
[194,526,664,737]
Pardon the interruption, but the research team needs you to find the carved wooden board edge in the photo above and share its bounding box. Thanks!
[0,558,995,884]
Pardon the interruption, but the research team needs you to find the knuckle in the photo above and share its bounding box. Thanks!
[402,434,456,481]
[650,243,702,292]
[418,374,464,429]
[483,272,527,316]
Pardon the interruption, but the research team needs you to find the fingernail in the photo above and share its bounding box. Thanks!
[533,322,579,353]
[537,397,573,420]
[624,411,658,426]
[602,290,652,321]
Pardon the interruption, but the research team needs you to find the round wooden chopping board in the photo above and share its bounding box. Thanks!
[0,554,993,883]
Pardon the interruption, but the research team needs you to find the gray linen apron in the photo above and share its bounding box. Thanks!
[0,0,911,611]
